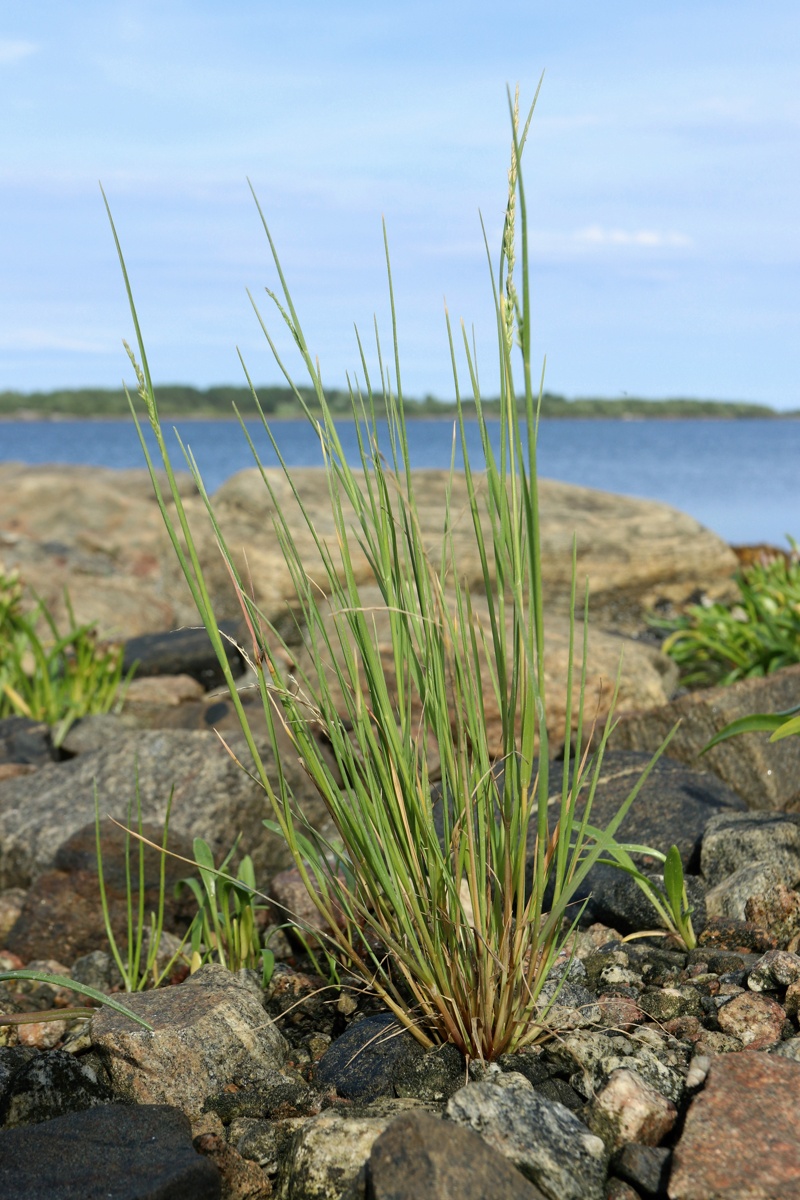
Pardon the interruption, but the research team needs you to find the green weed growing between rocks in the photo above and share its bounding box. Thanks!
[106,86,686,1059]
[0,569,130,746]
[652,539,800,688]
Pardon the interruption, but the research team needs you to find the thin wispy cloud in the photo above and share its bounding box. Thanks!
[573,226,693,250]
[0,38,37,65]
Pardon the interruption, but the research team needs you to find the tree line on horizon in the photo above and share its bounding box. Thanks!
[0,385,794,420]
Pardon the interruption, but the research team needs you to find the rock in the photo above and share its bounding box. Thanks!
[0,1102,221,1199]
[697,916,777,955]
[363,1110,551,1199]
[90,964,288,1122]
[611,663,800,811]
[314,1013,423,1104]
[122,622,245,688]
[715,992,786,1049]
[446,1079,608,1200]
[0,717,57,768]
[0,465,738,645]
[192,1131,271,1199]
[122,673,207,708]
[546,1028,688,1106]
[0,465,197,639]
[669,1051,800,1199]
[58,713,134,756]
[584,1068,677,1154]
[745,883,800,947]
[0,725,332,889]
[0,1048,114,1128]
[274,1102,426,1200]
[701,811,800,886]
[540,749,738,935]
[748,949,800,992]
[705,861,792,923]
[614,1144,671,1199]
[4,816,197,963]
[391,1041,465,1103]
[0,887,26,943]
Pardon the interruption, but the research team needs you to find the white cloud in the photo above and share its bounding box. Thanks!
[574,226,692,249]
[0,38,38,65]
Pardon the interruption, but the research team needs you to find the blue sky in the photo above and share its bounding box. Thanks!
[1,1,799,407]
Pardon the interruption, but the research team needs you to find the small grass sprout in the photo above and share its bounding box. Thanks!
[0,570,131,746]
[105,84,678,1061]
[177,838,274,987]
[96,780,191,992]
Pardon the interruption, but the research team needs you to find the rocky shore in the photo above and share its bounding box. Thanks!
[2,465,800,1199]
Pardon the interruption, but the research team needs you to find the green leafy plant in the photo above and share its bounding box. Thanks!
[597,840,697,950]
[0,570,131,746]
[651,539,800,689]
[176,838,274,987]
[105,84,680,1061]
[701,700,800,754]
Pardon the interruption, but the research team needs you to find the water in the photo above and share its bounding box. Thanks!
[1,416,798,547]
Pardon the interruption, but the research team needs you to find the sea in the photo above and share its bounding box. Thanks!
[1,416,798,549]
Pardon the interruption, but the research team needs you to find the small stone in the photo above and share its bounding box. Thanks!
[716,991,785,1049]
[446,1080,607,1200]
[16,1019,68,1050]
[365,1110,550,1200]
[684,1055,711,1090]
[745,883,800,946]
[193,1131,271,1199]
[0,890,27,944]
[585,1068,677,1154]
[698,916,777,954]
[615,1143,671,1198]
[747,947,800,991]
[594,995,643,1032]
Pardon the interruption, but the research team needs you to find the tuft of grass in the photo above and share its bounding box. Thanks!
[105,84,681,1060]
[651,539,800,689]
[0,570,131,746]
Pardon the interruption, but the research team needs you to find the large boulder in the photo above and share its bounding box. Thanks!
[0,724,333,890]
[611,664,800,811]
[0,465,738,643]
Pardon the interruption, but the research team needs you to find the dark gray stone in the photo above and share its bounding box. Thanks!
[0,716,57,766]
[0,726,331,889]
[122,622,244,688]
[315,1013,423,1103]
[615,1143,671,1200]
[364,1110,550,1199]
[0,1102,220,1199]
[392,1041,465,1102]
[0,1049,114,1129]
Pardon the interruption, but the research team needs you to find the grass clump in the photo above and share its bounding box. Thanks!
[652,540,800,689]
[106,85,681,1060]
[0,570,129,746]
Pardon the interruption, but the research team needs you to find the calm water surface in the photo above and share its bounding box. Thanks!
[1,417,798,547]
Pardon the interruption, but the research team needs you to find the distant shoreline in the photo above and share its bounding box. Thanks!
[1,385,797,422]
[2,410,799,423]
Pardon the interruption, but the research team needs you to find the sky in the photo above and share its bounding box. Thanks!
[1,1,799,407]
